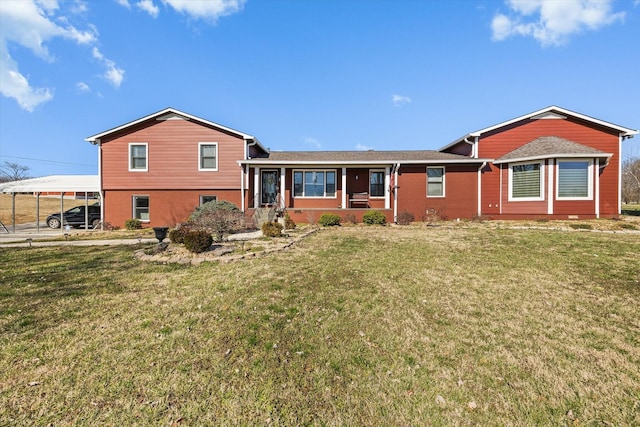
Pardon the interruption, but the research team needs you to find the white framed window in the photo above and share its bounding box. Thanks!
[427,166,445,197]
[557,159,593,200]
[200,195,217,205]
[509,161,544,201]
[129,143,148,172]
[198,143,218,171]
[369,170,385,197]
[133,195,149,221]
[293,170,336,198]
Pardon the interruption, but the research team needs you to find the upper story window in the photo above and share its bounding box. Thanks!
[557,160,592,200]
[427,167,445,197]
[199,143,218,171]
[370,170,385,197]
[509,161,544,201]
[129,143,148,172]
[293,170,336,198]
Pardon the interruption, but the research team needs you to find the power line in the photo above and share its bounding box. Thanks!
[0,155,95,167]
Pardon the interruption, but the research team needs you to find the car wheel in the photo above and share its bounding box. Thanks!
[47,218,61,229]
[91,219,101,228]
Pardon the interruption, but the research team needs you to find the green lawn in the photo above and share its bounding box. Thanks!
[1,226,639,425]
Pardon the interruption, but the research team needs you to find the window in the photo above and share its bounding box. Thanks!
[199,143,218,171]
[427,167,445,197]
[133,195,149,221]
[370,170,385,197]
[129,143,147,171]
[510,162,544,201]
[200,195,217,205]
[557,160,592,199]
[293,170,336,197]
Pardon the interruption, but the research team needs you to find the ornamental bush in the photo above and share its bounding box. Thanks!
[124,218,142,230]
[396,211,415,225]
[362,210,387,225]
[284,213,296,229]
[169,223,196,244]
[262,221,283,238]
[183,230,213,253]
[318,213,341,226]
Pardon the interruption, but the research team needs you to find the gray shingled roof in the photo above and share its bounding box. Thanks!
[494,136,611,164]
[244,150,485,164]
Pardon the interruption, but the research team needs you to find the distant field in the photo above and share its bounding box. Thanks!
[622,203,640,216]
[0,194,89,225]
[1,226,638,425]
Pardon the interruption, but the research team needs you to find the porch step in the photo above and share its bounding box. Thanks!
[253,207,277,226]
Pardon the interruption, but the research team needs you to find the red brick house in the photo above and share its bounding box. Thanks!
[86,106,636,227]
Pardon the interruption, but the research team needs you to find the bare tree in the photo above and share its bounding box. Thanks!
[622,157,640,204]
[0,161,30,183]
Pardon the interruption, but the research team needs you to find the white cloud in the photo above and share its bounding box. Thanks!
[76,81,90,93]
[0,0,97,111]
[115,0,131,8]
[92,47,125,87]
[356,143,374,151]
[304,137,322,149]
[162,0,246,22]
[137,0,159,18]
[392,94,412,107]
[491,0,626,46]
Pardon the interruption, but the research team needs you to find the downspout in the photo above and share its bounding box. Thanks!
[97,138,104,230]
[393,163,400,223]
[246,138,258,160]
[478,161,486,217]
[463,137,476,158]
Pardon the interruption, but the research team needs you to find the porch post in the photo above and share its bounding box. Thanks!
[384,166,390,209]
[254,167,260,208]
[280,167,286,209]
[341,167,347,208]
[595,158,600,218]
[547,159,554,215]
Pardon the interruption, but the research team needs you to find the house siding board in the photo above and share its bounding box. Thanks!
[101,119,245,190]
[477,117,621,218]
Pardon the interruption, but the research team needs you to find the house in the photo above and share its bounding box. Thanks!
[86,106,637,228]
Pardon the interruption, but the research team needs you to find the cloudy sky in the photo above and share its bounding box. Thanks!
[0,0,638,177]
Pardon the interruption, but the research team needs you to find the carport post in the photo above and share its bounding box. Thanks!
[36,192,40,233]
[84,195,89,230]
[60,193,65,232]
[12,192,16,233]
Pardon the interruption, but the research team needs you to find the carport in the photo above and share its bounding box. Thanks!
[0,175,101,233]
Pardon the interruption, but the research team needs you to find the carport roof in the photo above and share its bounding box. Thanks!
[0,175,99,193]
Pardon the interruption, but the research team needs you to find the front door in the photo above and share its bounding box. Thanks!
[261,170,279,205]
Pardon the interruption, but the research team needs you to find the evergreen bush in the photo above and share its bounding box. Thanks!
[362,210,387,225]
[183,230,213,253]
[262,221,283,237]
[318,213,341,226]
[124,218,142,230]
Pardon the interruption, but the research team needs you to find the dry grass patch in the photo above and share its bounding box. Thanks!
[1,227,639,425]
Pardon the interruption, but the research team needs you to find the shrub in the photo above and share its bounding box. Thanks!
[362,210,387,225]
[189,201,245,241]
[183,230,213,253]
[189,200,239,221]
[397,211,415,225]
[284,213,296,229]
[262,221,283,237]
[169,223,196,244]
[318,213,341,226]
[124,218,142,230]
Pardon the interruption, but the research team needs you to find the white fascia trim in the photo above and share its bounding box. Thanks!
[238,158,492,167]
[494,153,612,165]
[86,107,256,143]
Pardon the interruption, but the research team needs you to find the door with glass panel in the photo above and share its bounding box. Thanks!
[261,170,279,205]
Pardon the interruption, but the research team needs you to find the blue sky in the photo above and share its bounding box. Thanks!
[0,0,639,177]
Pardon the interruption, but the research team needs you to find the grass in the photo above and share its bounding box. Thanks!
[622,203,640,216]
[1,226,640,425]
[0,194,89,225]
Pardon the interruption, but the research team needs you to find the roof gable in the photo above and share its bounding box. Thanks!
[441,106,638,152]
[85,107,265,150]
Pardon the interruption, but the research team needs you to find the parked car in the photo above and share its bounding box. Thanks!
[46,203,101,229]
